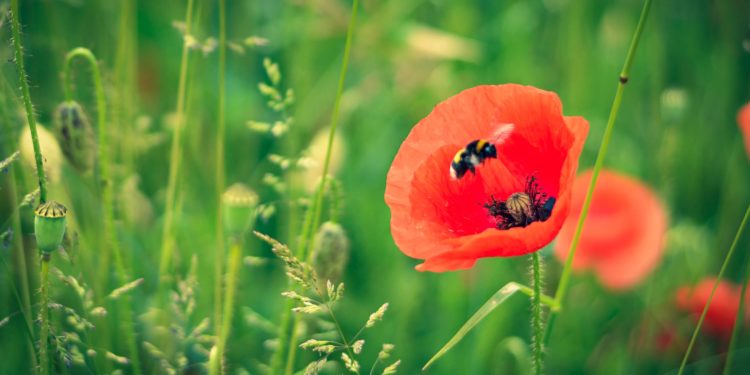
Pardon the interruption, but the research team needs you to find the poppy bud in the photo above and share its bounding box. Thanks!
[311,221,350,287]
[222,183,259,238]
[34,201,68,256]
[54,101,94,172]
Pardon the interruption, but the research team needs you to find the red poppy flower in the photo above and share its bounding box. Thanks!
[384,84,588,272]
[738,102,750,160]
[553,170,667,290]
[676,278,750,339]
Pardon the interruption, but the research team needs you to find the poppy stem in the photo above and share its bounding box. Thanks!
[679,205,750,375]
[213,0,227,353]
[274,2,359,374]
[530,253,544,375]
[547,0,653,338]
[39,255,50,375]
[724,240,750,375]
[10,0,47,204]
[210,239,242,375]
[158,0,195,286]
[64,47,142,375]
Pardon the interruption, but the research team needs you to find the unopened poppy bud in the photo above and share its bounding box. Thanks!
[34,201,68,255]
[54,101,94,172]
[222,183,259,237]
[311,221,349,287]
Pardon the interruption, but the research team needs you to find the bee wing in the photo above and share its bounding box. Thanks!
[487,123,514,145]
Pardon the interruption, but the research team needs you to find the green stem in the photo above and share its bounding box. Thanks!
[276,1,359,373]
[724,247,750,375]
[214,0,227,343]
[298,0,358,261]
[210,240,242,375]
[531,253,543,375]
[10,0,47,203]
[63,47,141,375]
[39,256,50,375]
[679,205,750,375]
[547,0,653,334]
[159,0,195,283]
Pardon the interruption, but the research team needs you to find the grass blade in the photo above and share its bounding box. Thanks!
[423,282,555,371]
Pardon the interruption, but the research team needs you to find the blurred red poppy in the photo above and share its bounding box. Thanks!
[553,170,667,290]
[738,102,750,160]
[384,84,588,272]
[676,278,750,339]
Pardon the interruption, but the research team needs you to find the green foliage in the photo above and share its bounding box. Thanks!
[0,1,748,374]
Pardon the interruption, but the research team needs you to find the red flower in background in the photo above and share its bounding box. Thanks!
[385,84,588,272]
[676,278,750,339]
[738,102,750,160]
[554,170,667,290]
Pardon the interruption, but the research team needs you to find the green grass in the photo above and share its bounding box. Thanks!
[0,0,749,374]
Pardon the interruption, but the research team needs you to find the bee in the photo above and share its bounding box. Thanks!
[449,123,514,180]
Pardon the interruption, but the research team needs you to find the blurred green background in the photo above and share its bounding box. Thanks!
[1,0,750,374]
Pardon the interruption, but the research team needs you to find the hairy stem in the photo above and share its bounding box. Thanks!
[10,0,47,203]
[39,256,50,375]
[214,0,228,345]
[679,205,750,375]
[210,240,241,375]
[546,0,653,340]
[531,253,543,375]
[159,0,195,283]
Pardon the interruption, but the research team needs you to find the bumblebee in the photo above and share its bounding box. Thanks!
[449,123,514,180]
[449,140,497,179]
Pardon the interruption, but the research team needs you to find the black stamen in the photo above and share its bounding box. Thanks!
[485,176,556,230]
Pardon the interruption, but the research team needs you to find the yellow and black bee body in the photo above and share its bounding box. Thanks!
[449,139,497,179]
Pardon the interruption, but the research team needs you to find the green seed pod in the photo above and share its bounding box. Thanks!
[311,221,350,288]
[222,183,259,238]
[54,101,94,172]
[34,201,68,255]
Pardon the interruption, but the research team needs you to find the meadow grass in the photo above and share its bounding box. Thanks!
[0,1,748,374]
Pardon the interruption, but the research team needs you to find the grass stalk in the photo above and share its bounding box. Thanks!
[63,47,142,375]
[274,2,359,374]
[213,0,228,343]
[39,256,50,375]
[724,249,750,375]
[724,248,750,375]
[531,253,543,375]
[158,0,195,284]
[10,0,47,203]
[546,0,653,341]
[210,240,242,375]
[679,205,750,375]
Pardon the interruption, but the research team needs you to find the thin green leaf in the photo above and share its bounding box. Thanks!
[422,282,521,371]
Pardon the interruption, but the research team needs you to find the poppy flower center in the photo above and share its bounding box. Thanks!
[484,176,556,230]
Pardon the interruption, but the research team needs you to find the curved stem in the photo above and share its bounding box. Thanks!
[679,205,750,375]
[159,0,195,283]
[531,253,543,375]
[63,47,142,375]
[210,240,242,375]
[547,0,653,336]
[39,256,50,375]
[10,0,47,203]
[213,0,227,344]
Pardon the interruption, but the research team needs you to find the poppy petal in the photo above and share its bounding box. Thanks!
[385,85,589,271]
